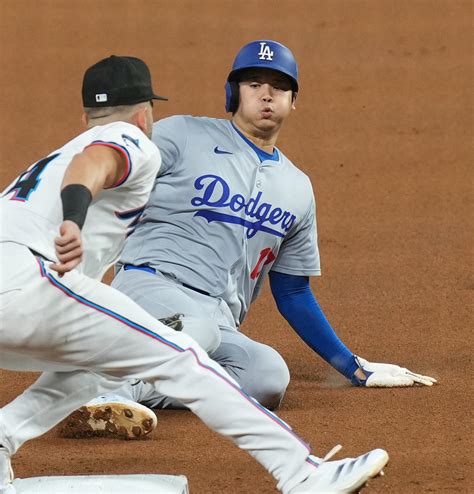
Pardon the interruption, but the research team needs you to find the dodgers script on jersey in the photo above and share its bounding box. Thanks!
[0,122,161,279]
[119,115,320,324]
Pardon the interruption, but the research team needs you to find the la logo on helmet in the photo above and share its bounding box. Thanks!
[258,42,274,60]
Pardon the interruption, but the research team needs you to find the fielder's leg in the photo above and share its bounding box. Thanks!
[112,266,222,353]
[0,250,387,493]
[0,249,312,492]
[130,328,290,410]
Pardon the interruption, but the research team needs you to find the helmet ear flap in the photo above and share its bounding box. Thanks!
[225,80,239,113]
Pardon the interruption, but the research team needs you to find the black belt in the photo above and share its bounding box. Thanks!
[123,264,210,296]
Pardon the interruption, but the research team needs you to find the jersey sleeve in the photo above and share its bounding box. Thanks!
[151,115,188,175]
[271,191,321,276]
[86,122,161,188]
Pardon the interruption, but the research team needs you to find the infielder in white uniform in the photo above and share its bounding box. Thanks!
[0,55,389,494]
[68,40,436,424]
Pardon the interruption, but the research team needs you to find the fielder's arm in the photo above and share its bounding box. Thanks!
[50,145,126,275]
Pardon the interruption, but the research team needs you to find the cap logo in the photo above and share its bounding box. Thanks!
[95,93,108,103]
[258,42,274,61]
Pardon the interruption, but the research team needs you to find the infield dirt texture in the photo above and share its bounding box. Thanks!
[0,1,471,492]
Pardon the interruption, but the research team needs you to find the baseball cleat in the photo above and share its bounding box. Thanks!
[289,446,389,494]
[0,445,16,493]
[57,395,157,440]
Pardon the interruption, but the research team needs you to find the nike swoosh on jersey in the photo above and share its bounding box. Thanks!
[214,146,233,155]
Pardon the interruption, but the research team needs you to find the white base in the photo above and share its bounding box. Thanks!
[11,474,188,493]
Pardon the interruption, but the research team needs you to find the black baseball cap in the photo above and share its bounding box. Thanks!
[82,55,167,107]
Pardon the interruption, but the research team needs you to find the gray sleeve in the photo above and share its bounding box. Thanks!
[271,192,321,276]
[151,116,188,175]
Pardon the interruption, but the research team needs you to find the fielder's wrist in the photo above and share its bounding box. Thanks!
[61,184,92,230]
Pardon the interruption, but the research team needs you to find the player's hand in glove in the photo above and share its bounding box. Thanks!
[351,355,437,387]
[51,220,84,276]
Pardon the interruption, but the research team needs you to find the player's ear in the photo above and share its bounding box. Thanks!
[81,113,89,126]
[291,92,297,110]
[132,103,153,138]
[133,105,150,135]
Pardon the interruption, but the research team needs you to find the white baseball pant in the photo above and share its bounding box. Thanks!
[0,242,315,493]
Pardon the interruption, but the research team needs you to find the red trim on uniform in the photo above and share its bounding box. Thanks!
[85,142,131,188]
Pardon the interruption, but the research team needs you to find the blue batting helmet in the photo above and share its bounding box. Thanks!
[225,40,299,113]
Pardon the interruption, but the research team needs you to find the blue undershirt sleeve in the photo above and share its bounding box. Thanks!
[269,271,358,380]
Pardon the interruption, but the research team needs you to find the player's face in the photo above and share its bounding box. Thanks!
[234,69,296,134]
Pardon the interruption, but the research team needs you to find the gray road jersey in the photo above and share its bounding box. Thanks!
[119,115,320,325]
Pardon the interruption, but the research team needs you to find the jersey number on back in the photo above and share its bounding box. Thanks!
[6,153,59,201]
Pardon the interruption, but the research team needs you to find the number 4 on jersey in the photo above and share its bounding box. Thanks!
[5,153,59,201]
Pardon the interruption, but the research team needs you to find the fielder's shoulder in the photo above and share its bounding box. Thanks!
[91,122,161,181]
[90,122,156,153]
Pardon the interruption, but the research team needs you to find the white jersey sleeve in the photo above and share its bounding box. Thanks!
[0,122,161,280]
[80,123,162,279]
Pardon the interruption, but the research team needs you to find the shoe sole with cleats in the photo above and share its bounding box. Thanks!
[58,401,157,440]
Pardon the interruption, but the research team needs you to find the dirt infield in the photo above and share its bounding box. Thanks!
[0,1,472,492]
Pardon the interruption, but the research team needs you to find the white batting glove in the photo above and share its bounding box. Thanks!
[353,356,438,387]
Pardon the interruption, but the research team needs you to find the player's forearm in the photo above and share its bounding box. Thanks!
[59,147,123,231]
[269,271,358,379]
[62,152,113,198]
[63,143,126,196]
[59,154,103,232]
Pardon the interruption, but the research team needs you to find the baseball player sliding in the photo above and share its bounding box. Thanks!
[66,40,436,434]
[0,55,389,494]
